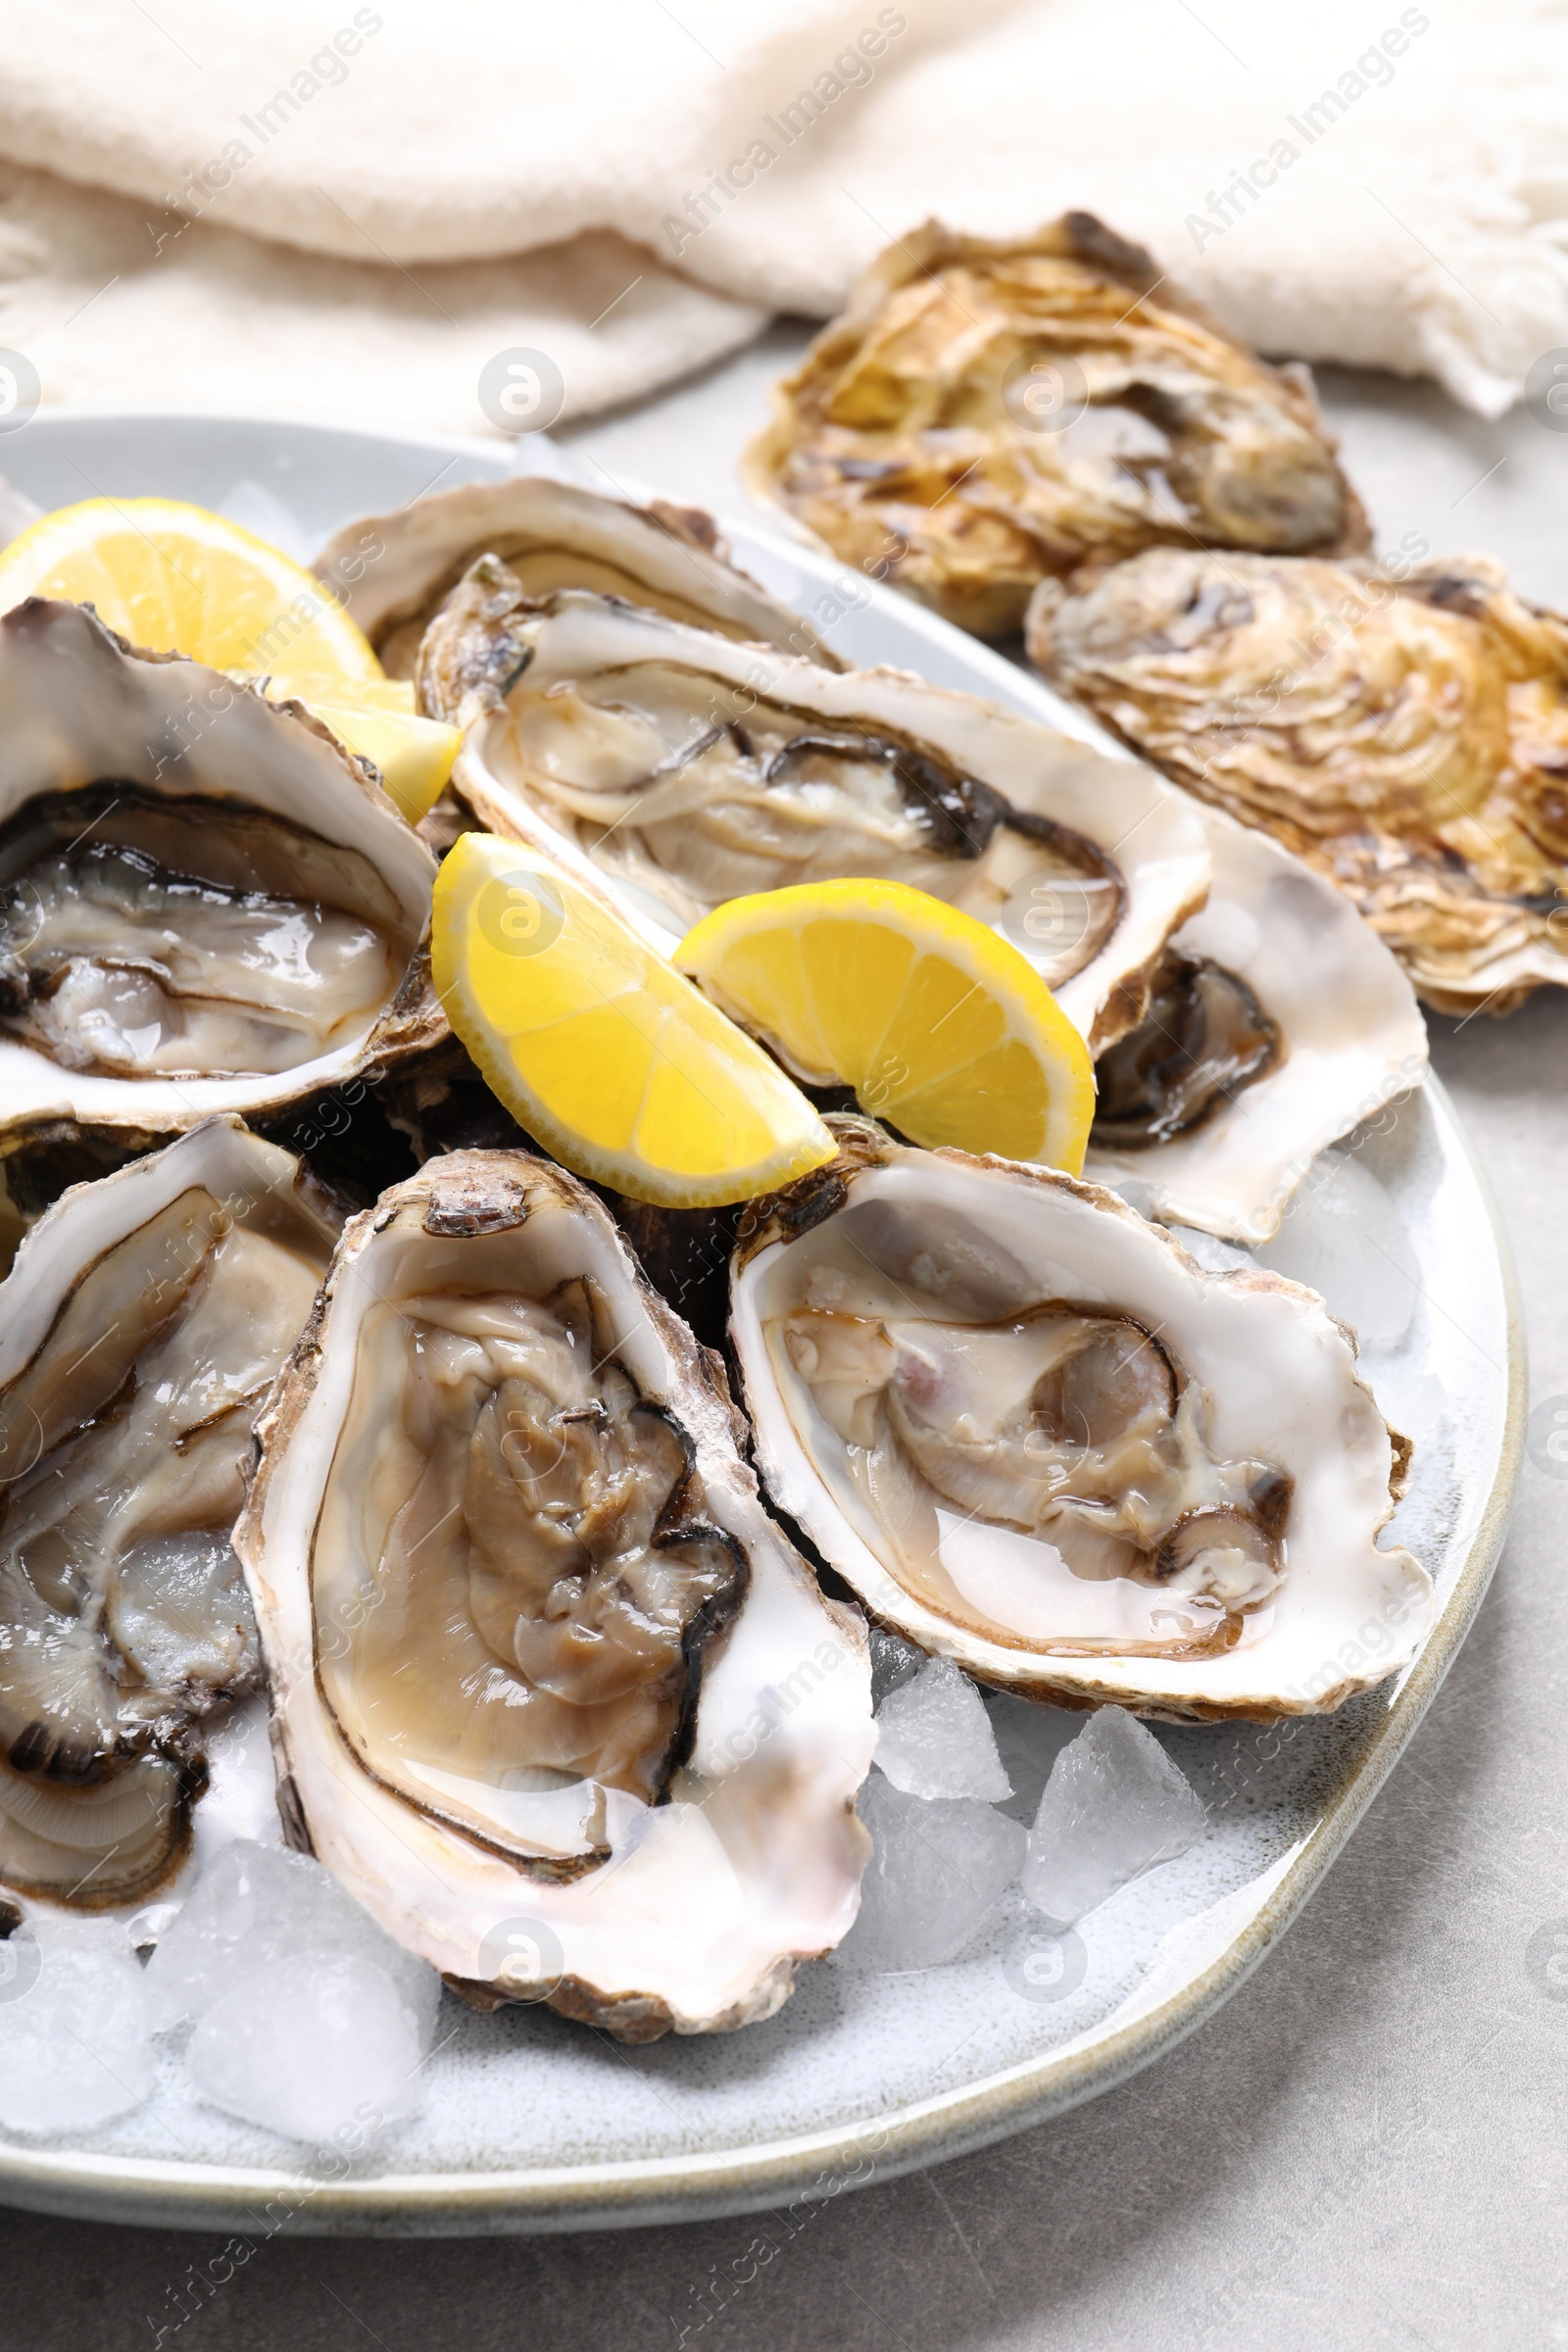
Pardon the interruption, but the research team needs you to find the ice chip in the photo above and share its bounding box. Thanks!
[875,1656,1011,1801]
[145,1839,438,2042]
[985,1690,1084,1824]
[0,1916,155,2134]
[867,1625,925,1705]
[1104,1175,1159,1223]
[1022,1707,1205,1927]
[837,1773,1025,1972]
[187,1695,285,1877]
[1255,1148,1419,1349]
[188,1951,426,2145]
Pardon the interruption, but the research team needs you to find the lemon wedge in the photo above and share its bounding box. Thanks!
[0,496,383,694]
[674,878,1097,1172]
[312,704,461,825]
[319,675,418,715]
[0,496,463,824]
[432,836,837,1206]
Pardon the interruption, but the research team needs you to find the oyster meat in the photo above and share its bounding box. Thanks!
[315,473,837,680]
[0,600,440,1151]
[423,580,1210,1050]
[2,788,399,1081]
[0,1118,340,1905]
[237,1151,873,2039]
[1087,805,1427,1241]
[732,1122,1431,1720]
[1028,547,1568,1012]
[745,214,1368,639]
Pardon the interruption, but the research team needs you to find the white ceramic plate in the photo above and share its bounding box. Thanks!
[0,414,1523,2234]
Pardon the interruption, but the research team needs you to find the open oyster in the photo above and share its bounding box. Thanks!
[732,1123,1431,1721]
[0,1117,340,1906]
[745,214,1368,639]
[0,600,441,1152]
[1086,805,1427,1241]
[316,474,836,679]
[236,1150,873,2039]
[423,579,1209,1051]
[1028,548,1568,1013]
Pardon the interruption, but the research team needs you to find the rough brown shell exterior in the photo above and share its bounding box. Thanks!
[745,214,1369,638]
[1027,547,1568,1011]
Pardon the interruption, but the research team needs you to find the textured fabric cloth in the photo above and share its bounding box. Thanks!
[0,0,1563,434]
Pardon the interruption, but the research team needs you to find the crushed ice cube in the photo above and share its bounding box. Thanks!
[1104,1175,1160,1222]
[985,1690,1085,1824]
[146,1839,435,2037]
[186,1694,284,1877]
[875,1656,1011,1801]
[867,1625,925,1705]
[1255,1148,1419,1348]
[189,1952,427,2145]
[837,1773,1025,1972]
[1022,1707,1205,1927]
[0,1916,155,2134]
[145,1840,439,2143]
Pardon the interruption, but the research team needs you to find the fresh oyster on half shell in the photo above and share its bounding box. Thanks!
[237,1150,873,2040]
[745,214,1368,638]
[315,473,837,680]
[731,1121,1430,1722]
[0,1117,340,1906]
[1028,547,1568,1012]
[422,579,1210,1051]
[1086,804,1427,1240]
[0,600,441,1153]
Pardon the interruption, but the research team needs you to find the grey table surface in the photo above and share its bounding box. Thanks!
[4,334,1567,2351]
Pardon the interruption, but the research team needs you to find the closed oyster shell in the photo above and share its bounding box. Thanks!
[1027,547,1568,1012]
[745,214,1368,639]
[314,473,837,679]
[0,600,442,1153]
[731,1121,1431,1723]
[0,1117,341,1907]
[236,1149,873,2040]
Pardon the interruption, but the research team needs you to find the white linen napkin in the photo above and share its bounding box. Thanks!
[0,0,1563,435]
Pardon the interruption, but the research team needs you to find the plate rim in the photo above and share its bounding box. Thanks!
[0,413,1526,2235]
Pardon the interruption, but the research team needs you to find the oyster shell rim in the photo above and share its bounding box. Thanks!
[313,472,843,673]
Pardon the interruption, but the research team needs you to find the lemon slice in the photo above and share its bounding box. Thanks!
[0,496,381,696]
[312,704,461,826]
[675,878,1097,1172]
[433,836,837,1206]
